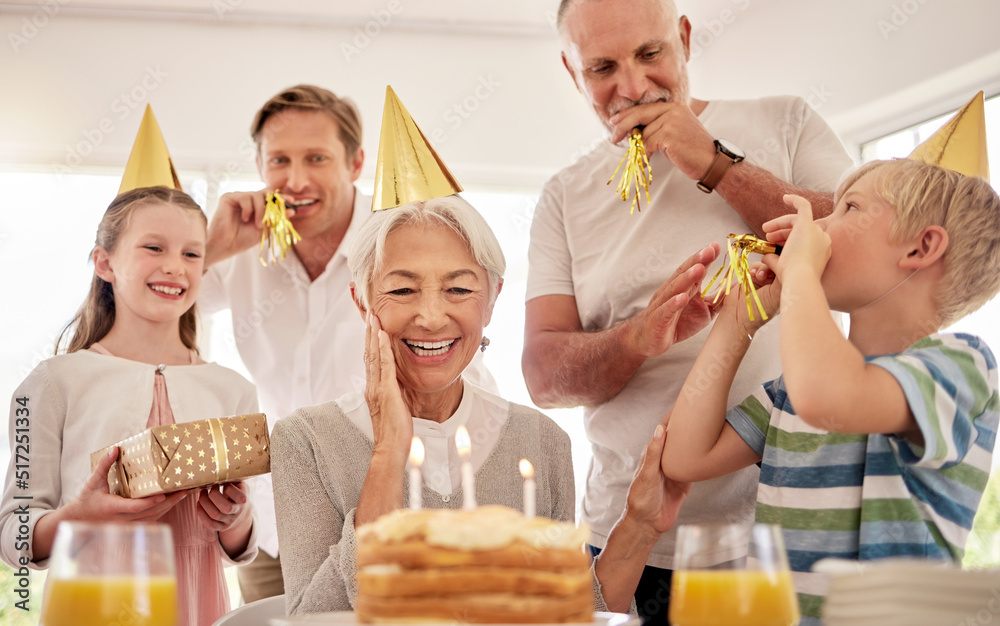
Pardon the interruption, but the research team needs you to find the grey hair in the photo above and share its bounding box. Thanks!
[557,0,678,32]
[347,195,506,310]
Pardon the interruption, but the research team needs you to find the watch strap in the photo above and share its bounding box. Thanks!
[697,140,742,193]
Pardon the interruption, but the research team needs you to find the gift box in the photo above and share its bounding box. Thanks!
[90,413,270,498]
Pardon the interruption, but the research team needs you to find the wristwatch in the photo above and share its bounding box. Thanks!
[697,139,745,193]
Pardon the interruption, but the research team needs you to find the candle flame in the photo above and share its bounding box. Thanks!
[519,458,534,479]
[455,425,471,458]
[409,436,425,467]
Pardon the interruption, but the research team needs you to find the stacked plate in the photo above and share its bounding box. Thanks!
[816,558,1000,625]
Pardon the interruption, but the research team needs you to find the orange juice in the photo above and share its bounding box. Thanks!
[40,575,177,626]
[669,570,800,626]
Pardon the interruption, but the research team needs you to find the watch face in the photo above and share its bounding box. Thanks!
[717,139,745,160]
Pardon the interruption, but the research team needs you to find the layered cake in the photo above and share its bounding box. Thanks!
[355,505,593,623]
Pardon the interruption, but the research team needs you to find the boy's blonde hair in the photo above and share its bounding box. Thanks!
[836,159,1000,327]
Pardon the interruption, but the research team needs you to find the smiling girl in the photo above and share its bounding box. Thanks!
[0,186,260,626]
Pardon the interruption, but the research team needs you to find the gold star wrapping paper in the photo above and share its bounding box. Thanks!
[89,413,270,498]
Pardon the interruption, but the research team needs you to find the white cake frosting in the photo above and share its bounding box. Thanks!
[357,505,590,551]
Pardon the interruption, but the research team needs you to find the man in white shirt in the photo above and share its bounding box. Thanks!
[200,84,370,602]
[522,1,855,622]
[201,84,495,603]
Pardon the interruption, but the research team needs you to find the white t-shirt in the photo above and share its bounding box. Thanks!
[200,189,496,556]
[526,96,855,568]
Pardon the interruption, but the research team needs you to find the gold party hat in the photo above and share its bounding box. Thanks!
[372,86,462,211]
[909,91,989,182]
[118,104,182,194]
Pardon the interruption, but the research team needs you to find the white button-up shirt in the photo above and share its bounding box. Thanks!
[342,380,508,496]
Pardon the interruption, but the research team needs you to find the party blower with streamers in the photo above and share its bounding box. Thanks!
[703,233,782,321]
[259,190,301,266]
[608,127,652,214]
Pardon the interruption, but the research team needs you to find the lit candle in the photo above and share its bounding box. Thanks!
[455,425,476,510]
[519,459,535,518]
[408,436,424,511]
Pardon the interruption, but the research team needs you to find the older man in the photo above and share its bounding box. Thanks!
[523,0,854,621]
[200,85,494,602]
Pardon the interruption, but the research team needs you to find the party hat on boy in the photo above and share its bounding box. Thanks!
[118,104,182,194]
[372,86,462,211]
[909,91,989,182]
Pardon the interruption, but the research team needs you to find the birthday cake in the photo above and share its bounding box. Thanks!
[355,505,593,623]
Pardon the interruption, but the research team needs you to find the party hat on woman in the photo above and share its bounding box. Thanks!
[372,86,463,211]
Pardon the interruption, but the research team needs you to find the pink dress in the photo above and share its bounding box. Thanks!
[91,344,231,626]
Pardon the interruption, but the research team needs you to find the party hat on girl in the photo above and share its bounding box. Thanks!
[118,104,182,194]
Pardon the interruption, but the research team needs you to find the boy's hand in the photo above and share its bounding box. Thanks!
[762,194,831,281]
[707,260,781,337]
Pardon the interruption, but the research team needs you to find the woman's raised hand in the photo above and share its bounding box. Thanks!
[356,313,414,524]
[364,313,413,456]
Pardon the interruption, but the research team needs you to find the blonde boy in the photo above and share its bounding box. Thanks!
[660,158,1000,624]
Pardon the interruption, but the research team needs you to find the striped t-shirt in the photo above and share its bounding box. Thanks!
[726,333,998,624]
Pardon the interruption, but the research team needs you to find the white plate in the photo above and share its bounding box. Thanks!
[270,611,638,626]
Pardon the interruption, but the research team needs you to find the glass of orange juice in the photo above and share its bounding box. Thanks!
[40,522,178,626]
[669,523,800,626]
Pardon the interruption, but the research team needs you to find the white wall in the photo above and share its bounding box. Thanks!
[3,0,1000,189]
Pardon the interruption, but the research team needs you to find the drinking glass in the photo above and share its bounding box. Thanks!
[669,523,800,626]
[40,522,178,626]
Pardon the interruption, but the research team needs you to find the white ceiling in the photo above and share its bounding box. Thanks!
[1,0,998,187]
[0,0,750,33]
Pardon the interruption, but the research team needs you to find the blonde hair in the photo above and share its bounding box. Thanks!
[836,159,1000,327]
[250,84,362,159]
[347,196,506,310]
[56,187,208,354]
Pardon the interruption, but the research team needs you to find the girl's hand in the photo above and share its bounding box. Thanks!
[64,448,188,523]
[763,194,831,281]
[364,313,413,456]
[197,481,254,559]
[195,481,250,532]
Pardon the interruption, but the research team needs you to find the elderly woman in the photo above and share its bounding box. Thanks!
[272,196,691,615]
